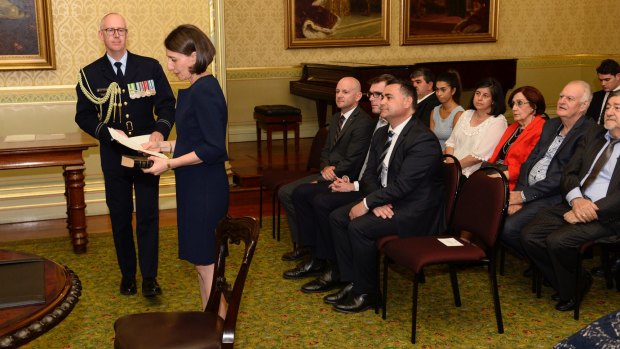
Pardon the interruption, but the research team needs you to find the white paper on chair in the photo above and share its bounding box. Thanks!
[108,128,167,159]
[438,238,464,247]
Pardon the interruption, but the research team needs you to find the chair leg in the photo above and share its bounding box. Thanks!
[499,245,505,276]
[382,256,389,320]
[276,199,281,242]
[602,247,614,289]
[488,260,504,334]
[448,264,461,307]
[411,273,420,344]
[271,190,277,239]
[574,263,582,321]
[259,185,263,228]
[375,252,381,314]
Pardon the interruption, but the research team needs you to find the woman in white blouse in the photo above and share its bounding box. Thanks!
[445,77,508,176]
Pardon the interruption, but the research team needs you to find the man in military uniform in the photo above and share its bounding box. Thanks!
[75,13,176,297]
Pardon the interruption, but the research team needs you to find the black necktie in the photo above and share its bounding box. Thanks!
[598,92,610,125]
[377,130,395,178]
[114,62,124,83]
[582,138,620,190]
[334,115,345,144]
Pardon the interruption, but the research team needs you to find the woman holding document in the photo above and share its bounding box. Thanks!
[143,24,229,313]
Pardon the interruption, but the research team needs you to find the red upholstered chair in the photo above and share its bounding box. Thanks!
[259,126,328,240]
[382,168,509,344]
[374,154,462,312]
[113,216,259,349]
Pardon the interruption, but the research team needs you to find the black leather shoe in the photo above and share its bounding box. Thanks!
[301,267,345,293]
[551,292,560,302]
[591,266,606,277]
[555,298,576,311]
[120,276,137,295]
[283,259,325,280]
[142,278,162,297]
[281,247,310,261]
[324,283,353,304]
[333,292,376,313]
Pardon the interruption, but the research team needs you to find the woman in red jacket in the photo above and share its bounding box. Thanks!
[487,86,546,190]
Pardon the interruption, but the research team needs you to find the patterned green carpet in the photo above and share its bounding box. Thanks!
[4,220,619,348]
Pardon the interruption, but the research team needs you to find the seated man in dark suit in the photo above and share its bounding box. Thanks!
[278,77,375,261]
[586,59,620,125]
[282,74,394,287]
[327,78,446,313]
[410,66,440,128]
[522,90,620,312]
[501,81,594,257]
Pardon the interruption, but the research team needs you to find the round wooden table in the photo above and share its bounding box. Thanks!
[0,250,81,348]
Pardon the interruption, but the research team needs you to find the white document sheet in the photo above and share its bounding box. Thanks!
[108,128,167,159]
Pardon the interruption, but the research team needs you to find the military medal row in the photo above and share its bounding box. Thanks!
[128,79,157,99]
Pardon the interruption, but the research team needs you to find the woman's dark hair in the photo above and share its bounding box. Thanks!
[468,77,506,116]
[435,70,462,104]
[164,24,215,74]
[508,85,546,115]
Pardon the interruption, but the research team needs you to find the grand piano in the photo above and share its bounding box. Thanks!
[290,59,517,127]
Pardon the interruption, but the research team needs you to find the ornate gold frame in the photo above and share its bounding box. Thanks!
[285,0,390,49]
[401,0,498,46]
[0,0,55,70]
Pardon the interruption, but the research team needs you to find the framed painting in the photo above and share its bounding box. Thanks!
[401,0,498,45]
[0,0,55,70]
[285,0,390,49]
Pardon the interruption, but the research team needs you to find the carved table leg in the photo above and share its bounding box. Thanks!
[63,165,88,254]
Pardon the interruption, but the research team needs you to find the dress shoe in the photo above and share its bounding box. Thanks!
[551,292,560,302]
[301,267,346,293]
[142,278,162,297]
[324,283,353,304]
[283,259,325,279]
[522,266,533,278]
[120,276,137,295]
[281,247,310,261]
[554,272,592,312]
[333,292,377,314]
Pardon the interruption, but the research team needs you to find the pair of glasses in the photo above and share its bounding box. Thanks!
[509,100,530,108]
[364,92,383,99]
[102,28,128,36]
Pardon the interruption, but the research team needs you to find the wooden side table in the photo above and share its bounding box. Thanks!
[254,105,302,164]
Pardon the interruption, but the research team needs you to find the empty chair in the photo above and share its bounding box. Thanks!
[113,216,259,349]
[382,168,509,344]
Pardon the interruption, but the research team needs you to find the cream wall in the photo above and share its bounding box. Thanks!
[1,0,620,224]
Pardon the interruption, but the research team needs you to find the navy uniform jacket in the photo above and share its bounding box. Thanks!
[75,52,176,171]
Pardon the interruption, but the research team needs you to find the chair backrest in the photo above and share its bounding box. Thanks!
[206,215,259,347]
[306,125,329,172]
[452,167,508,251]
[442,154,462,232]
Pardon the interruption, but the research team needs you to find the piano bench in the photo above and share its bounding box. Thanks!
[254,105,302,163]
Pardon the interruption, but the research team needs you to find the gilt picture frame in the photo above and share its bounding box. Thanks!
[0,0,55,70]
[401,0,498,46]
[286,0,390,49]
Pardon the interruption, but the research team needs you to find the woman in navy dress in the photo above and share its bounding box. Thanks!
[144,24,229,310]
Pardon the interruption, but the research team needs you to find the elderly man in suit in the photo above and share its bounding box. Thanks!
[501,81,594,257]
[327,78,445,313]
[278,77,375,261]
[521,90,620,312]
[410,66,440,127]
[75,13,176,297]
[586,59,620,125]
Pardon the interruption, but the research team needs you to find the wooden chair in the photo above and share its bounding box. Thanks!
[382,168,509,344]
[258,125,328,240]
[375,154,462,313]
[113,216,259,349]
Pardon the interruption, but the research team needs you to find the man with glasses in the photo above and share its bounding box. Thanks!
[283,75,393,292]
[278,77,374,263]
[521,90,620,312]
[75,12,175,298]
[501,81,594,262]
